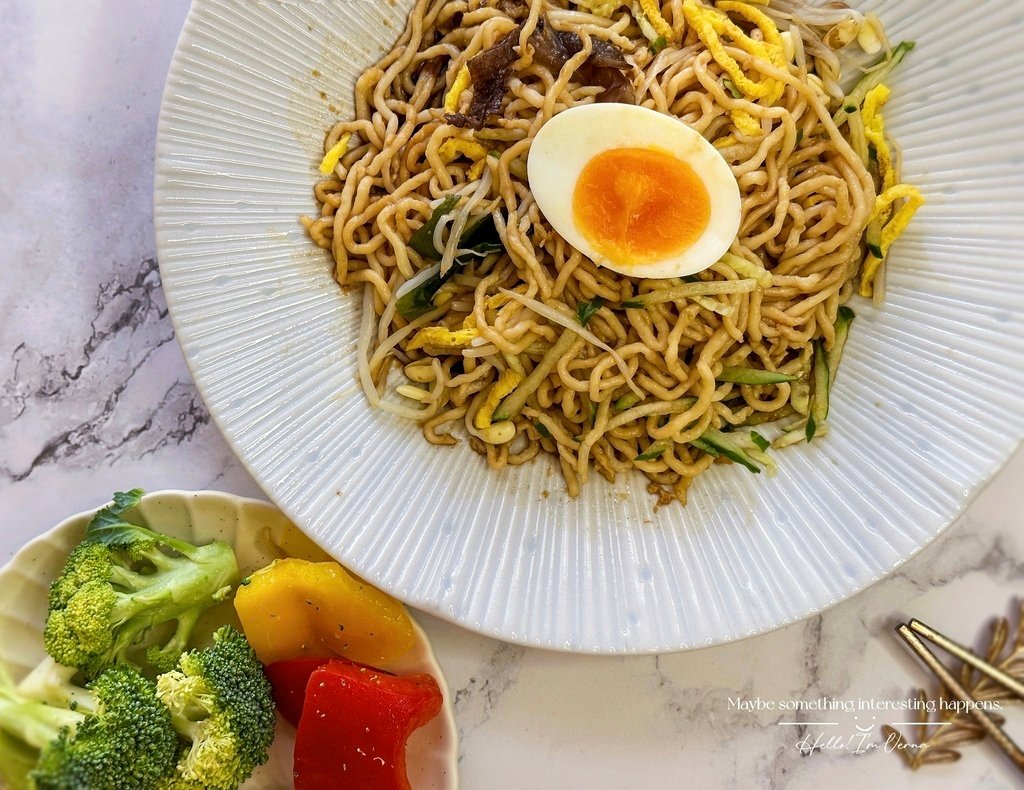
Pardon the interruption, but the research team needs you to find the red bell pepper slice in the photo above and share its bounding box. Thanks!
[264,657,329,728]
[293,660,443,790]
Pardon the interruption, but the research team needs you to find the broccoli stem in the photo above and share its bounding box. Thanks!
[0,696,83,751]
[0,664,86,752]
[146,608,202,672]
[14,657,95,713]
[0,659,180,788]
[118,523,225,564]
[106,541,237,666]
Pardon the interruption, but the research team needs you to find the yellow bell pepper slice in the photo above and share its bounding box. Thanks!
[234,558,415,666]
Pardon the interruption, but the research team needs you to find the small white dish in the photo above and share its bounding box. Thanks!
[0,490,458,790]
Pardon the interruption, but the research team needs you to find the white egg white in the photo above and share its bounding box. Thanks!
[527,103,741,280]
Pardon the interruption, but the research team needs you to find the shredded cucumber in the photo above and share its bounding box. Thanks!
[717,367,797,385]
[825,307,856,385]
[750,431,770,452]
[690,428,761,474]
[741,404,799,427]
[805,341,830,441]
[613,393,643,412]
[635,439,672,461]
[834,41,916,127]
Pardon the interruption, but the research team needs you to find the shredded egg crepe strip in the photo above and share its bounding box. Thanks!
[318,133,351,175]
[444,65,472,112]
[683,0,787,135]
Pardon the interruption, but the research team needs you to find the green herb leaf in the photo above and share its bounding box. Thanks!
[87,512,131,533]
[110,489,144,514]
[722,77,743,99]
[86,489,144,533]
[576,297,605,327]
[398,208,505,320]
[396,274,446,321]
[459,212,504,256]
[750,431,770,452]
[534,420,553,439]
[649,35,667,54]
[622,299,644,309]
[409,195,459,260]
[88,519,156,548]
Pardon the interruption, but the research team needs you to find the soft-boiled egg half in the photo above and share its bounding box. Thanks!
[527,104,741,279]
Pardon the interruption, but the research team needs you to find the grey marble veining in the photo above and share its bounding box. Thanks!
[1,2,1022,788]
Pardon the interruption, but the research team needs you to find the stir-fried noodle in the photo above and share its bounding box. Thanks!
[303,0,921,504]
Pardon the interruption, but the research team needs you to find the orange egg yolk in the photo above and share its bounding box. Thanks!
[572,147,711,265]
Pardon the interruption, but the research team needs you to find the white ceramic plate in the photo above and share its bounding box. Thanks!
[155,1,1024,652]
[0,490,458,789]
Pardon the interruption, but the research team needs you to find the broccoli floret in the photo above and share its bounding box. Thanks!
[44,490,239,678]
[157,626,276,789]
[0,657,179,789]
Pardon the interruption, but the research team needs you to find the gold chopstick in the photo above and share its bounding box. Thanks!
[908,619,1024,700]
[896,620,1024,772]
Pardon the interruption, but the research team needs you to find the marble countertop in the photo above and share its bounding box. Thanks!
[2,3,1021,788]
